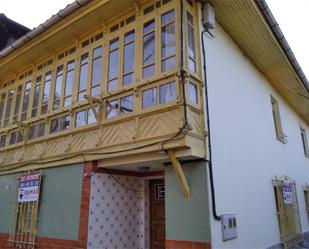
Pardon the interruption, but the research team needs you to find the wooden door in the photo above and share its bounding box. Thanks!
[150,179,166,249]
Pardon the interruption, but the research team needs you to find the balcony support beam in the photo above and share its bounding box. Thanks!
[167,149,190,199]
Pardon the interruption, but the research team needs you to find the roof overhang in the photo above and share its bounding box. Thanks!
[0,0,136,78]
[206,0,309,124]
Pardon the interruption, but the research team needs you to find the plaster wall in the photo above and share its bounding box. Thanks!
[203,24,309,249]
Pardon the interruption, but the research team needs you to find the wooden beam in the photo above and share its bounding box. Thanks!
[167,150,190,199]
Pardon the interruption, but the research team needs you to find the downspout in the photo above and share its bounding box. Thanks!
[200,3,221,221]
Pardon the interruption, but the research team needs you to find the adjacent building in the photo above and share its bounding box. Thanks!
[0,0,308,249]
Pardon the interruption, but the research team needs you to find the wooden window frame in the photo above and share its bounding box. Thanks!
[300,127,309,158]
[271,96,287,143]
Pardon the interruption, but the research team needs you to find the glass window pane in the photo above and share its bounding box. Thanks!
[91,57,102,86]
[108,50,119,80]
[106,100,119,119]
[10,132,16,144]
[143,65,155,78]
[88,109,97,124]
[64,97,72,108]
[189,82,198,104]
[162,10,174,25]
[0,135,6,147]
[50,118,59,133]
[188,58,196,73]
[79,64,88,92]
[161,23,175,58]
[187,25,195,58]
[123,73,134,86]
[110,38,119,50]
[187,12,194,26]
[38,123,45,137]
[65,70,74,98]
[143,32,155,65]
[91,86,100,96]
[76,110,87,127]
[125,30,135,43]
[143,88,157,108]
[144,20,155,33]
[120,95,133,114]
[108,79,118,92]
[160,82,177,104]
[61,115,70,130]
[124,43,135,74]
[162,57,176,72]
[93,46,102,58]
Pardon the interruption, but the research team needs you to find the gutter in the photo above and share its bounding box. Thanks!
[0,0,91,60]
[255,0,309,94]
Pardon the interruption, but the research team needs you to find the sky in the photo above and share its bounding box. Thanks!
[0,0,309,78]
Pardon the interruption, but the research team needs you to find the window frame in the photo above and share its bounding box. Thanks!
[270,96,287,143]
[300,126,309,158]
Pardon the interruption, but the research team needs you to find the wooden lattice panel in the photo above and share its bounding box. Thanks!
[188,109,204,136]
[138,110,181,139]
[44,137,71,157]
[71,129,101,151]
[100,120,135,146]
[23,143,45,161]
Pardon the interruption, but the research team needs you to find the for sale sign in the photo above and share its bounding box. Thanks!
[282,181,293,204]
[18,173,41,202]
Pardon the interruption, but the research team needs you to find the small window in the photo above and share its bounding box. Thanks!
[0,135,6,147]
[143,20,156,78]
[50,115,71,134]
[10,130,23,145]
[64,60,75,107]
[31,76,42,118]
[300,128,309,157]
[161,10,176,72]
[108,38,119,92]
[271,96,286,143]
[41,72,52,115]
[143,88,157,108]
[189,82,198,104]
[106,95,134,119]
[76,108,97,127]
[13,85,22,124]
[123,31,135,86]
[159,82,176,104]
[78,53,89,102]
[91,46,103,96]
[28,123,45,140]
[53,65,64,110]
[187,11,196,73]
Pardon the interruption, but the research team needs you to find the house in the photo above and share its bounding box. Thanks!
[0,14,30,52]
[0,0,308,249]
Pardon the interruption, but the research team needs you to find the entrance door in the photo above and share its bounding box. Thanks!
[150,179,166,249]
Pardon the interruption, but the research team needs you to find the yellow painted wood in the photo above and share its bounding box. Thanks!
[167,149,190,199]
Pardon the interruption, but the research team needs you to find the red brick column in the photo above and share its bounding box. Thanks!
[166,239,212,249]
[0,161,97,249]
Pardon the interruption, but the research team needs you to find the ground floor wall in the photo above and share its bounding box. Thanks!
[0,161,95,249]
[165,160,211,249]
[0,159,212,249]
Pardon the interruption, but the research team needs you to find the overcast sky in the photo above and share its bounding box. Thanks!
[1,0,309,78]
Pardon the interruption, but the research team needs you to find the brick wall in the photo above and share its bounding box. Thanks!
[0,161,95,249]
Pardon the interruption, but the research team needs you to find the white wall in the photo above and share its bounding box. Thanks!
[203,24,309,249]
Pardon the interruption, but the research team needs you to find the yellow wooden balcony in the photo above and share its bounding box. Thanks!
[0,0,206,175]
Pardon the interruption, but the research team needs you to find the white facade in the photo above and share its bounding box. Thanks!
[203,24,309,249]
